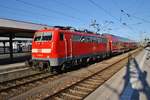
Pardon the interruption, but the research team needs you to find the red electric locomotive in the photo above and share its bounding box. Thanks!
[30,26,137,73]
[31,26,110,72]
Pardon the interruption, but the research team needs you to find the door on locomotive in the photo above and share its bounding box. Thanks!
[55,32,73,72]
[63,32,73,59]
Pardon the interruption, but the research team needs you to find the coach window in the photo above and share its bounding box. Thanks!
[73,35,80,42]
[60,32,64,41]
[99,38,101,43]
[101,38,103,43]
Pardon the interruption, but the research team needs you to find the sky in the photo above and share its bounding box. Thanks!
[0,0,150,41]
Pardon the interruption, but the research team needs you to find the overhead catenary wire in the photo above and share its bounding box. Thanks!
[0,4,59,21]
[112,0,150,39]
[111,0,150,24]
[111,0,144,34]
[0,0,91,28]
[123,11,150,24]
[52,0,92,17]
[0,5,48,24]
[15,0,86,22]
[88,0,120,22]
[111,0,123,23]
[88,0,126,27]
[88,0,136,34]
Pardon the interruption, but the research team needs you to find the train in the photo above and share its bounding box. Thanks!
[28,26,137,73]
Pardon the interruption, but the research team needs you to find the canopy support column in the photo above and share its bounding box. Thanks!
[9,33,14,61]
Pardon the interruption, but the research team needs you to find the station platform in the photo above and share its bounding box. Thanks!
[0,61,36,83]
[0,52,30,59]
[0,53,32,82]
[0,52,31,65]
[85,47,150,100]
[0,52,30,75]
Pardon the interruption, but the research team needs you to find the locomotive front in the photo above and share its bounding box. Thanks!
[32,29,55,71]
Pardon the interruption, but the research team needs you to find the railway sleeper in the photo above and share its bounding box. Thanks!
[68,89,87,95]
[83,80,100,86]
[105,71,116,75]
[99,73,113,79]
[71,86,91,93]
[101,71,114,76]
[52,96,64,100]
[87,78,101,83]
[16,80,23,84]
[99,75,111,80]
[0,86,8,91]
[0,92,8,96]
[78,83,97,88]
[61,89,88,99]
[0,85,4,89]
[5,83,13,87]
[75,86,93,92]
[11,88,17,92]
[20,79,29,83]
[57,92,82,100]
[20,86,27,90]
[22,78,32,82]
[88,76,103,82]
[85,80,99,85]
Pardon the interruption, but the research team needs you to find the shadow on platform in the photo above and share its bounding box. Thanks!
[103,52,150,100]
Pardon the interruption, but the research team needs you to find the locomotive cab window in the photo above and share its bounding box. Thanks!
[59,32,64,41]
[42,32,52,41]
[34,32,52,41]
[34,32,42,41]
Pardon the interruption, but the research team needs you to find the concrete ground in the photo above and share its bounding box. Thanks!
[85,47,150,100]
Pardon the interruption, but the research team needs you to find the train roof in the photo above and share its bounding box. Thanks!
[102,33,134,42]
[37,26,105,38]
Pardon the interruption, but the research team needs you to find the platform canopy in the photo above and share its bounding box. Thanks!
[0,18,50,38]
[0,18,51,61]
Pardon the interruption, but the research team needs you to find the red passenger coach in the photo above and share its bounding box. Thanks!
[31,26,109,72]
[102,33,137,54]
[102,33,122,54]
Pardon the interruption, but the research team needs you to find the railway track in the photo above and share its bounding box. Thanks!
[43,49,141,100]
[0,48,141,100]
[0,71,60,99]
[0,66,33,83]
